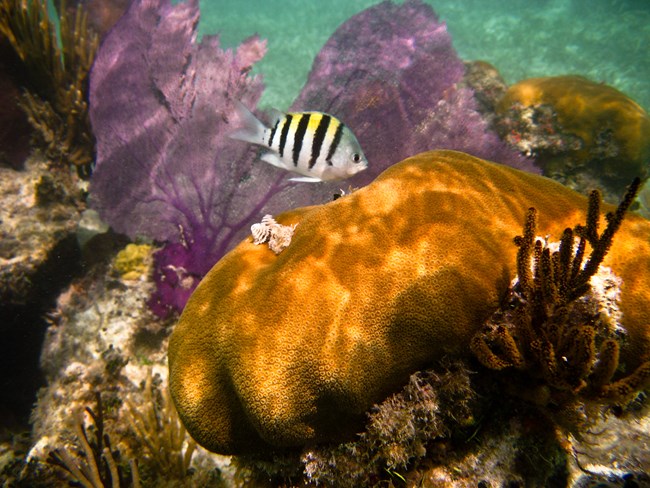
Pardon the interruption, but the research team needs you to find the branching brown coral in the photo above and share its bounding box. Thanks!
[0,0,97,176]
[47,393,140,488]
[471,177,650,410]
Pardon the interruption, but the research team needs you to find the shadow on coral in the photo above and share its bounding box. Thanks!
[0,37,32,169]
[233,360,573,487]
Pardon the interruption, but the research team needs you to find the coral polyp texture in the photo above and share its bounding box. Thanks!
[496,75,650,201]
[168,150,650,455]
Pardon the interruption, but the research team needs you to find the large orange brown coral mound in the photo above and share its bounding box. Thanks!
[168,150,650,455]
[496,75,650,200]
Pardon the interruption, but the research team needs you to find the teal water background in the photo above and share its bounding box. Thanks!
[197,0,650,112]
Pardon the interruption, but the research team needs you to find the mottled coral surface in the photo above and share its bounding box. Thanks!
[497,75,650,200]
[168,150,650,455]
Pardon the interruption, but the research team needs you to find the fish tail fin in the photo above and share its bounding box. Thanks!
[229,100,267,145]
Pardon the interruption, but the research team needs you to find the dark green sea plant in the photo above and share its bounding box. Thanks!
[471,178,650,424]
[0,0,97,177]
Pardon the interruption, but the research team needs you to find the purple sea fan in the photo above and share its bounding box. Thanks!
[88,0,291,315]
[89,0,268,246]
[292,0,535,176]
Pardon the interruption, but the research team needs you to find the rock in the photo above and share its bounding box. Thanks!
[0,157,81,305]
[25,245,232,486]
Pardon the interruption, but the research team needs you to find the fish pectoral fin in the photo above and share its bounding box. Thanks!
[288,176,323,183]
[261,152,289,169]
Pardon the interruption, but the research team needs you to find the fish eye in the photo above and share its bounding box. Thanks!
[352,153,361,163]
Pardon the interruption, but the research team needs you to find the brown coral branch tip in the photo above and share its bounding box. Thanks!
[575,177,641,291]
[470,177,649,410]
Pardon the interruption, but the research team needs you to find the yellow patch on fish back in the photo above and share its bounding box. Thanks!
[326,116,342,141]
[305,112,324,133]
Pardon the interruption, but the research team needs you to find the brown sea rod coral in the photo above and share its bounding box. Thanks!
[471,177,650,420]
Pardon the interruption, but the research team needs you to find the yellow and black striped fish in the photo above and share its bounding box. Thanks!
[230,101,368,183]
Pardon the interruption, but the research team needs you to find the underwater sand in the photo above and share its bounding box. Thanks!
[199,0,650,112]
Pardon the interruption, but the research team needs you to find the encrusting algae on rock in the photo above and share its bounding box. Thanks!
[168,150,650,455]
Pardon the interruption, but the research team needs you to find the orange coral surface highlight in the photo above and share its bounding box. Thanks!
[168,150,650,455]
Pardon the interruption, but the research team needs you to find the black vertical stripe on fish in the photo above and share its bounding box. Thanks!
[326,122,345,165]
[309,114,331,169]
[279,114,293,158]
[292,114,311,166]
[268,119,280,147]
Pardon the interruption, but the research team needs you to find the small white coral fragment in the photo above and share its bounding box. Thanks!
[584,265,624,335]
[250,214,297,254]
